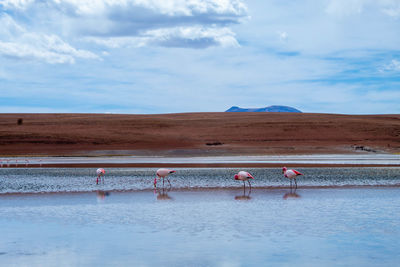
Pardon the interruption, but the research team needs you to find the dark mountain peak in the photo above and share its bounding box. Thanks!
[225,105,302,113]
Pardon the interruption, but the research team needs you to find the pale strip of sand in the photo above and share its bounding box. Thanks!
[1,154,399,167]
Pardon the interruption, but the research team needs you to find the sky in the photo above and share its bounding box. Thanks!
[0,0,399,114]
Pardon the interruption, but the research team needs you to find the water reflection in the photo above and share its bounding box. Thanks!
[155,187,173,201]
[235,187,252,201]
[283,189,301,199]
[96,190,110,202]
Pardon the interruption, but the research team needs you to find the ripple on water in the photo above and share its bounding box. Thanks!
[0,167,399,194]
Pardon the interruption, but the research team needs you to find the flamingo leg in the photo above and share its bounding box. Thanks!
[166,178,172,188]
[162,177,165,188]
[294,178,297,189]
[290,179,292,189]
[96,175,99,185]
[248,180,251,192]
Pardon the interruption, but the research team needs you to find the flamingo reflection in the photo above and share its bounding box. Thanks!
[96,190,110,202]
[283,188,301,199]
[155,187,173,201]
[235,189,252,201]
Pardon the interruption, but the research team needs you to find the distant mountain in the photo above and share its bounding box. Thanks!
[225,105,302,113]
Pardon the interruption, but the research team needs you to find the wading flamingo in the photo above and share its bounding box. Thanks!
[96,168,106,185]
[282,167,303,189]
[234,171,254,191]
[154,168,176,188]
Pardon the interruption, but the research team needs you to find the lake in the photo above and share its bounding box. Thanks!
[1,168,399,266]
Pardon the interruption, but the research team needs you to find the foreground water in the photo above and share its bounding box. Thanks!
[1,168,400,266]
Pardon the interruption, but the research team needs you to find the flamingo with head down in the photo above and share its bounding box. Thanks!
[96,168,106,185]
[282,167,302,189]
[154,168,176,188]
[234,171,254,191]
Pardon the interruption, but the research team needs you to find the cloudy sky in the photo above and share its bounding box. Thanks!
[0,0,399,114]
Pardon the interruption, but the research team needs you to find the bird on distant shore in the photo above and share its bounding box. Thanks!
[154,168,176,188]
[282,167,302,189]
[234,171,254,191]
[96,168,105,185]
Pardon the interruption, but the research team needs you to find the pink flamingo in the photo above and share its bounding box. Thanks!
[282,167,303,189]
[234,171,254,191]
[154,168,176,188]
[96,168,106,185]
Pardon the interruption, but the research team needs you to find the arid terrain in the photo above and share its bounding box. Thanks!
[0,113,399,156]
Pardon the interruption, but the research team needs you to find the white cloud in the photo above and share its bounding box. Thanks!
[87,26,239,48]
[325,0,365,16]
[325,0,400,17]
[277,31,288,42]
[0,36,99,64]
[0,0,34,10]
[0,13,24,37]
[34,0,247,17]
[0,0,247,53]
[381,59,400,72]
[382,6,400,18]
[0,14,99,63]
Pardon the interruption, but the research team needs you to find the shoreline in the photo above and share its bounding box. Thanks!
[2,163,399,168]
[1,154,399,168]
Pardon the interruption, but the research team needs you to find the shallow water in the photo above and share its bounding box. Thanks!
[1,188,400,266]
[1,168,400,266]
[0,167,399,194]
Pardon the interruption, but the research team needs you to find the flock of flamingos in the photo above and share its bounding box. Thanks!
[95,167,303,190]
[0,159,303,192]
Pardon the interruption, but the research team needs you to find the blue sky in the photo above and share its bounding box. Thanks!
[0,0,399,114]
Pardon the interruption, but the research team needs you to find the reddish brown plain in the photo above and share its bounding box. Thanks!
[0,113,399,156]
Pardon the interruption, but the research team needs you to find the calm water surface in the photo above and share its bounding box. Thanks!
[0,168,400,266]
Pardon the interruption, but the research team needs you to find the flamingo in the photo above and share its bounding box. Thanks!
[282,167,303,189]
[234,171,254,191]
[154,168,176,188]
[96,168,106,185]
